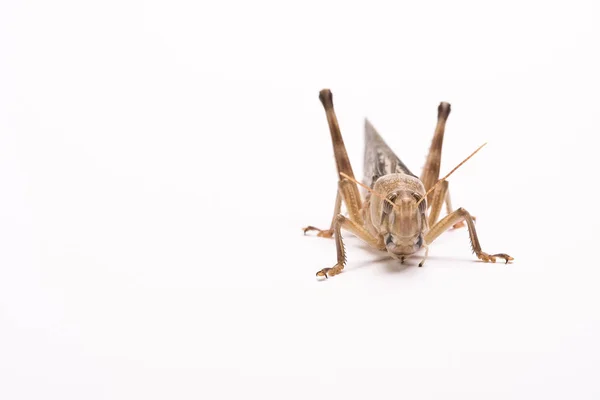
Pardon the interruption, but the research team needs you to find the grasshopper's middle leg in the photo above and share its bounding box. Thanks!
[303,189,341,238]
[425,207,513,264]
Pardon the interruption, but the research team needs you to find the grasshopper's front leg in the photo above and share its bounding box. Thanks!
[425,207,513,264]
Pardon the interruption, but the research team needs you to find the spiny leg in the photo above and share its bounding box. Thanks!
[424,207,513,264]
[315,179,375,278]
[421,102,451,205]
[316,213,385,279]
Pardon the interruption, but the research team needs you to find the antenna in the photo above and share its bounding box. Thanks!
[417,142,487,205]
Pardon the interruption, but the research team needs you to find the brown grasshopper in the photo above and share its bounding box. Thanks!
[304,89,513,278]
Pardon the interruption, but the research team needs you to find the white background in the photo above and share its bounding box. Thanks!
[1,1,599,399]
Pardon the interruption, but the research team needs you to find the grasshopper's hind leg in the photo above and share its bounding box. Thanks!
[427,180,449,228]
[425,207,513,264]
[303,89,364,237]
[307,89,380,278]
[316,180,385,278]
[427,180,472,230]
[444,187,476,229]
[421,102,451,205]
[443,185,465,229]
[420,102,474,230]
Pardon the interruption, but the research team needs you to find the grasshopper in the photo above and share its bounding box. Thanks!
[304,89,513,278]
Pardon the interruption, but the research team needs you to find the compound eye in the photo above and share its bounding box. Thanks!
[380,193,397,225]
[382,193,397,215]
[418,198,427,214]
[412,193,426,214]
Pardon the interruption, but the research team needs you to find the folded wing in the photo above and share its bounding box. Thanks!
[363,119,416,189]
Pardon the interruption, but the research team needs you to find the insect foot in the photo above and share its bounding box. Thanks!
[316,264,344,279]
[477,251,514,264]
[302,226,334,238]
